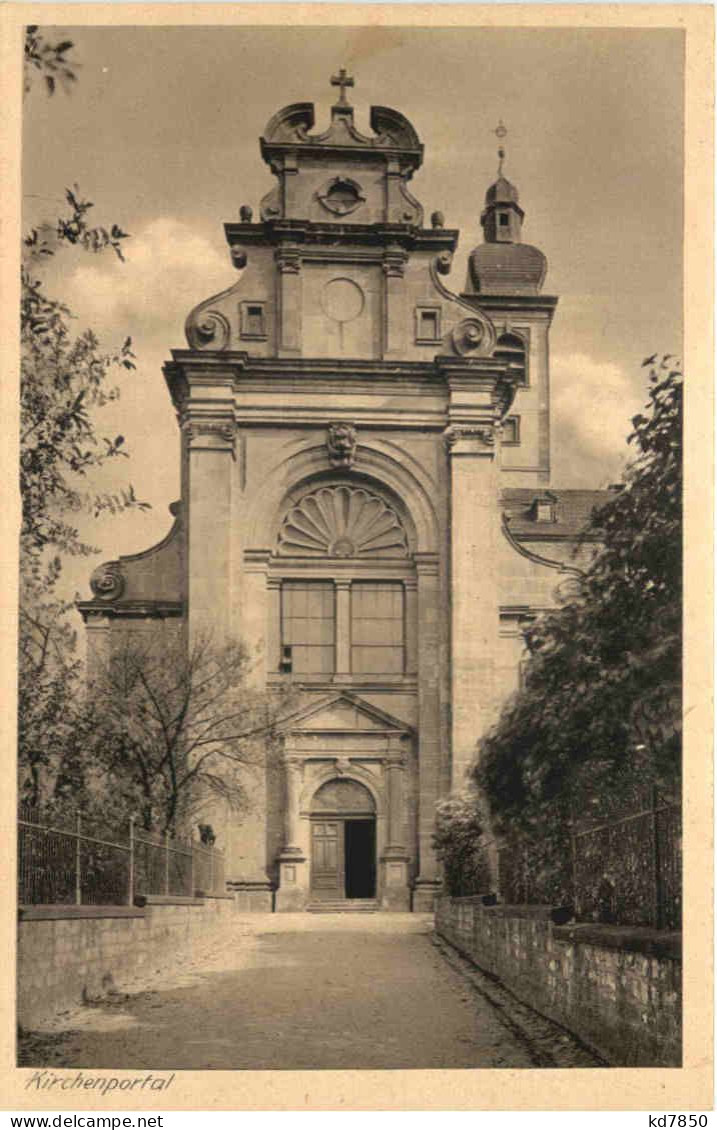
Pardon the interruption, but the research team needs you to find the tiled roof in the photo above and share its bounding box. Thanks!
[501,488,611,539]
[468,242,547,295]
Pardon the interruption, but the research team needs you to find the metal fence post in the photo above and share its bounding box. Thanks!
[128,816,135,907]
[164,830,170,895]
[190,840,195,898]
[75,811,82,906]
[652,784,662,929]
[569,803,578,917]
[209,846,214,894]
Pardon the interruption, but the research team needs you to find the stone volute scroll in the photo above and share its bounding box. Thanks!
[429,251,497,358]
[184,265,248,351]
[89,561,125,601]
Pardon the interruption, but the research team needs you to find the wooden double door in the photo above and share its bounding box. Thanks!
[311,818,376,900]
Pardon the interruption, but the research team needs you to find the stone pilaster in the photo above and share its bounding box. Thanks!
[183,391,237,645]
[381,749,410,910]
[225,550,274,904]
[266,577,282,675]
[275,756,309,911]
[242,551,271,687]
[334,579,352,680]
[404,578,418,675]
[84,611,111,682]
[445,420,502,787]
[385,751,405,852]
[382,247,408,359]
[413,552,443,911]
[275,249,302,357]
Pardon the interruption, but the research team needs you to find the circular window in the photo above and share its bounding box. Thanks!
[321,277,365,324]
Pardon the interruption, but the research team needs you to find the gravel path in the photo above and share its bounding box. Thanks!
[19,913,602,1071]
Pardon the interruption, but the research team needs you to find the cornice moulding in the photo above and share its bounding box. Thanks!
[76,600,183,621]
[224,220,458,253]
[461,294,559,316]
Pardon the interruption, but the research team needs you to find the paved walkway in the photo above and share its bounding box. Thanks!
[22,914,540,1070]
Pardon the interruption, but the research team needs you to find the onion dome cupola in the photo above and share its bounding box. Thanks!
[464,124,547,297]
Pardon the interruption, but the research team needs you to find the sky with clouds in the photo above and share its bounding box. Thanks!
[22,25,684,600]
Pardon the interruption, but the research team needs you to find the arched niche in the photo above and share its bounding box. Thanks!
[243,442,438,555]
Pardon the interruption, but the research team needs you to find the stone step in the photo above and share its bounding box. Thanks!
[307,899,379,913]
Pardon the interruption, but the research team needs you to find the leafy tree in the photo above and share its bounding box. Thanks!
[475,355,682,838]
[19,29,148,816]
[21,189,141,571]
[86,631,294,835]
[24,26,77,96]
[22,26,145,576]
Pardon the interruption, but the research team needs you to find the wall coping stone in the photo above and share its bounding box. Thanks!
[227,880,275,889]
[136,894,205,907]
[443,894,493,904]
[19,905,145,921]
[440,898,557,921]
[482,903,556,920]
[553,923,682,961]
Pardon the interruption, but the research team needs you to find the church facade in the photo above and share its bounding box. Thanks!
[78,75,604,912]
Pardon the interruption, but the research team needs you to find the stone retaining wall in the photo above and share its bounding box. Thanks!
[435,895,681,1066]
[17,894,237,1030]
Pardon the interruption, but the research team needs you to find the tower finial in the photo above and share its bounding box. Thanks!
[331,68,355,106]
[494,120,508,176]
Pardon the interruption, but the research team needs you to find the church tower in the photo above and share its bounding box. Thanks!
[461,136,555,485]
[79,78,603,913]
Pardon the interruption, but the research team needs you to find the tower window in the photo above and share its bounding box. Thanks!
[415,305,442,344]
[502,416,521,446]
[351,583,404,674]
[281,582,335,674]
[240,300,267,340]
[495,331,527,384]
[499,213,509,227]
[529,496,558,523]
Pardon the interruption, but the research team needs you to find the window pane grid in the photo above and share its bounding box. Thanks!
[282,582,335,673]
[350,582,404,674]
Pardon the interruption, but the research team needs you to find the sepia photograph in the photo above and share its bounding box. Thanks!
[6,4,712,1112]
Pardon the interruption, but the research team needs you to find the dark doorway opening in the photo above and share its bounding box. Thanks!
[344,819,376,899]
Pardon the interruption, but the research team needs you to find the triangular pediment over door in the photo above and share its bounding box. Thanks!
[280,691,413,737]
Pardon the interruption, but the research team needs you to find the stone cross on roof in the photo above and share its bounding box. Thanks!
[494,120,508,176]
[331,68,355,105]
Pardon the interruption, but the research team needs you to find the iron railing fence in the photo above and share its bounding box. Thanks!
[18,803,226,907]
[480,789,681,930]
[571,795,681,930]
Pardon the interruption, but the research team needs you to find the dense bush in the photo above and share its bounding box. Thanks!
[432,792,491,896]
[435,357,682,907]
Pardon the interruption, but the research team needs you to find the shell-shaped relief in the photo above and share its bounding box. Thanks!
[278,486,409,558]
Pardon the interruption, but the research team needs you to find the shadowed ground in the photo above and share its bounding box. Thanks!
[19,914,598,1070]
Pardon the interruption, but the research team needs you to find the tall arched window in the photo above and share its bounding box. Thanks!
[273,484,415,679]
